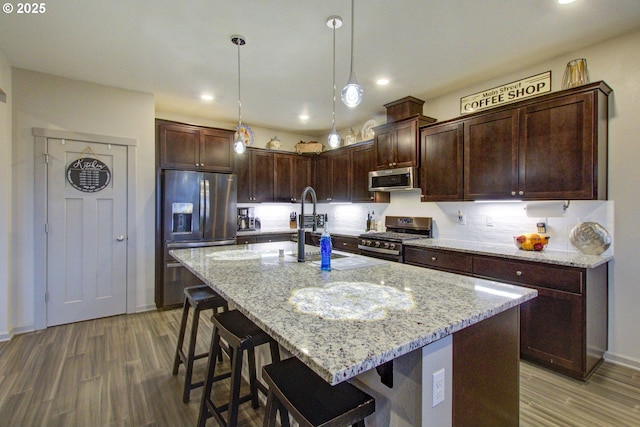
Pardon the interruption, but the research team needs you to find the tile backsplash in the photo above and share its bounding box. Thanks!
[242,190,614,256]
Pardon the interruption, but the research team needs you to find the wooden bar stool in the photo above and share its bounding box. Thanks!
[172,285,229,403]
[197,310,282,427]
[262,357,375,427]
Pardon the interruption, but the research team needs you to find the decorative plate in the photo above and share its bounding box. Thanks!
[235,123,254,146]
[569,222,612,255]
[361,119,377,141]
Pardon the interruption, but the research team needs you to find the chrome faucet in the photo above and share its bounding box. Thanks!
[298,186,317,262]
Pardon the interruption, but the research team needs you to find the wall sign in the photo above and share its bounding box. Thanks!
[460,71,551,115]
[66,157,111,192]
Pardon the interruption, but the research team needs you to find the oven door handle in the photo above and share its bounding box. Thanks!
[358,245,400,256]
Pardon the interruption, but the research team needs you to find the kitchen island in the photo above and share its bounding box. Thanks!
[171,242,537,426]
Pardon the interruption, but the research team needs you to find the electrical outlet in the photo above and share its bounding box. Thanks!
[432,368,445,407]
[457,211,466,225]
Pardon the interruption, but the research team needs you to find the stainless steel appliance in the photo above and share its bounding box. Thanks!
[159,170,237,307]
[238,207,257,231]
[368,167,418,192]
[358,216,432,262]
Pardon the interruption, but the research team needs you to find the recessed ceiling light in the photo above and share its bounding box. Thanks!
[376,78,390,86]
[558,0,576,4]
[299,114,310,121]
[200,94,214,101]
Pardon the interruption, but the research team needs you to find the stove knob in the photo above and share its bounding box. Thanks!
[366,240,372,246]
[389,243,396,250]
[383,242,390,248]
[374,241,381,247]
[361,239,366,245]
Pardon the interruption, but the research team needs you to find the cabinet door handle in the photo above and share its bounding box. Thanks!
[511,191,516,196]
[518,190,524,196]
[343,242,348,246]
[516,270,522,276]
[389,163,393,167]
[431,256,437,261]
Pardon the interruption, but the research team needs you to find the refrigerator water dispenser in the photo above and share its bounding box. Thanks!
[172,203,193,233]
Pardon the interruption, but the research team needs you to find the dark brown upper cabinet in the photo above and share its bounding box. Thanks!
[518,90,606,200]
[464,109,520,200]
[421,81,611,201]
[157,120,233,172]
[273,153,312,202]
[314,149,351,202]
[234,148,274,202]
[373,116,435,170]
[420,122,464,201]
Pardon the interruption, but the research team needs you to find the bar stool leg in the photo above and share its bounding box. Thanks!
[172,297,190,376]
[182,305,202,403]
[227,345,245,426]
[197,326,221,427]
[247,348,259,409]
[263,389,277,427]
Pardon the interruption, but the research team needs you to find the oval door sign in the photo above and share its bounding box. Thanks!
[66,157,111,192]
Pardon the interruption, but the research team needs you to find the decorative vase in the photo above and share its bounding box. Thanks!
[562,58,590,89]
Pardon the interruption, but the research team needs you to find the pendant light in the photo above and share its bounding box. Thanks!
[327,16,343,148]
[232,35,247,154]
[341,0,363,108]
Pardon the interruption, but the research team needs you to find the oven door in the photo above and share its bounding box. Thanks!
[358,245,401,262]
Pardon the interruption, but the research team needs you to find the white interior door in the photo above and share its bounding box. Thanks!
[46,138,128,326]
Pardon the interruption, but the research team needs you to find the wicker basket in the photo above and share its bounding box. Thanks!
[295,141,324,154]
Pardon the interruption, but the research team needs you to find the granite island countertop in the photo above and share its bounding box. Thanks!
[404,238,612,268]
[170,242,537,385]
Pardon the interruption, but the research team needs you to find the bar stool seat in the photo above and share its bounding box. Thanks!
[197,310,282,427]
[172,285,228,403]
[262,357,375,427]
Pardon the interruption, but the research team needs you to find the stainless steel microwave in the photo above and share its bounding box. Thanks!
[368,167,417,191]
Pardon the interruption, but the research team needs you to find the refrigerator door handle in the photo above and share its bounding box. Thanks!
[205,179,211,230]
[199,179,205,234]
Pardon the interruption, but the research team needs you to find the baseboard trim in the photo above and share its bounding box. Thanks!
[0,323,36,342]
[136,304,157,313]
[604,352,640,371]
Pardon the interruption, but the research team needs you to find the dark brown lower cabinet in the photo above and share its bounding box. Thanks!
[404,245,608,381]
[305,232,359,254]
[453,307,519,427]
[520,287,583,373]
[237,233,294,245]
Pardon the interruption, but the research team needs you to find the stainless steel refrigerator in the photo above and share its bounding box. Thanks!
[158,170,237,307]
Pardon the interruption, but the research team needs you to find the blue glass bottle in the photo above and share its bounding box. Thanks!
[320,220,332,271]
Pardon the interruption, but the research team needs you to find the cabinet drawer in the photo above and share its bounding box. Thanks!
[404,247,473,274]
[333,236,359,254]
[473,256,583,294]
[256,233,294,243]
[237,236,257,245]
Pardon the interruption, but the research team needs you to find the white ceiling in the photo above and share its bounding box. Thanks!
[1,0,639,136]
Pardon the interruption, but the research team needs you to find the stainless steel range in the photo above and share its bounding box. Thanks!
[358,216,433,262]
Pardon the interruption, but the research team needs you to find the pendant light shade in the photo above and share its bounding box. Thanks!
[232,35,247,154]
[327,16,342,148]
[341,0,363,108]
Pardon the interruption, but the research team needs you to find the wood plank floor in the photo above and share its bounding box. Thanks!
[1,309,639,426]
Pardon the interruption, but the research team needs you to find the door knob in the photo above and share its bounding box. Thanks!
[116,235,125,241]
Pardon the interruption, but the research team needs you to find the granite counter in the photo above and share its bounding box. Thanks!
[404,238,612,268]
[170,242,536,385]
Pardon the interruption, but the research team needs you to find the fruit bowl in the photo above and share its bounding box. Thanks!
[514,233,550,251]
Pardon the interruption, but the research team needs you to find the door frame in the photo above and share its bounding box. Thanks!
[33,128,138,330]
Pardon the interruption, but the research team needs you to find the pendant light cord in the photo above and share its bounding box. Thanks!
[332,18,337,129]
[237,39,242,127]
[349,0,355,75]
